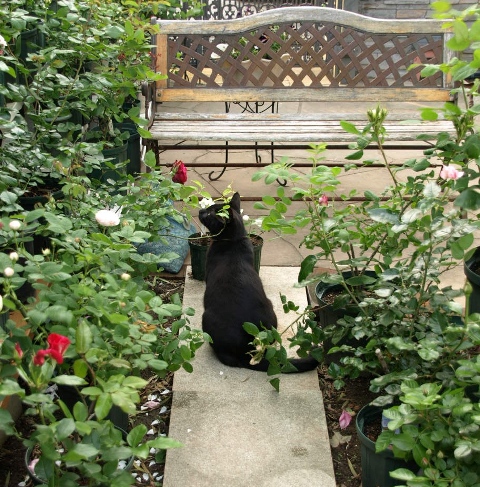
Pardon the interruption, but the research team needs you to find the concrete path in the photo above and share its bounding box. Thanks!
[163,266,336,487]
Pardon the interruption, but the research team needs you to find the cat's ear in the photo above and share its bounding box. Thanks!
[230,192,241,213]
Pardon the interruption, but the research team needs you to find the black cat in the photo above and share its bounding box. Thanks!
[199,192,318,372]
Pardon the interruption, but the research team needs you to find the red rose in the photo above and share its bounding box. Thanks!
[172,160,187,184]
[33,333,71,366]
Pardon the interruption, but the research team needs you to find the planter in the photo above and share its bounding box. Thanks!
[188,233,263,281]
[314,270,378,327]
[25,426,134,485]
[90,139,129,184]
[18,188,64,255]
[356,404,417,487]
[55,384,129,432]
[114,122,141,175]
[6,25,45,85]
[188,233,210,281]
[464,246,480,315]
[314,271,376,363]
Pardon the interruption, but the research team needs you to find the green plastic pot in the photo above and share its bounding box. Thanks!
[114,122,141,175]
[464,246,480,315]
[188,233,210,281]
[356,404,417,487]
[89,138,129,184]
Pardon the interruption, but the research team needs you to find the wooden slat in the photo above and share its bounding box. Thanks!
[148,113,455,143]
[156,87,452,103]
[153,7,449,35]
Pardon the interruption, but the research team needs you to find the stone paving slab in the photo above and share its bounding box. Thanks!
[163,267,336,487]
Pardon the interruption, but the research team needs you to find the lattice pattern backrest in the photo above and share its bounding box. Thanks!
[166,21,445,89]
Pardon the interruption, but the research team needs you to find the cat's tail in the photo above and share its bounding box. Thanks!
[245,355,319,373]
[285,356,319,373]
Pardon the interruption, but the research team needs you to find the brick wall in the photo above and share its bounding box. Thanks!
[353,0,477,18]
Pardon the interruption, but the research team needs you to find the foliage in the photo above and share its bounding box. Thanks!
[253,104,476,390]
[0,0,208,485]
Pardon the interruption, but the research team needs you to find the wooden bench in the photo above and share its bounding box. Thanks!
[143,7,455,179]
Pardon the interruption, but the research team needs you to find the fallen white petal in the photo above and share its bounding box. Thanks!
[159,406,167,414]
[147,428,155,435]
[143,473,149,481]
[151,419,160,426]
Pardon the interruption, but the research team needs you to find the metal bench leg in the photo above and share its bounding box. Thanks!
[209,139,229,181]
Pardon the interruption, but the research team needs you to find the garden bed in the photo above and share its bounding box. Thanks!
[0,276,375,487]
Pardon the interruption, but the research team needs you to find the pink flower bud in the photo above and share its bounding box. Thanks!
[319,194,329,206]
[440,166,464,180]
[339,410,352,429]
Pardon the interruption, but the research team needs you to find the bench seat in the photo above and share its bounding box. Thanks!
[150,112,455,145]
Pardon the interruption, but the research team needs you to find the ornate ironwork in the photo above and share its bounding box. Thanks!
[202,0,340,20]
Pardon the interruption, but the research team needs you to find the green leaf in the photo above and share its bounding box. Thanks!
[76,320,92,354]
[390,468,418,480]
[340,121,360,135]
[243,322,260,336]
[455,188,480,210]
[420,108,439,121]
[127,424,147,448]
[447,20,470,51]
[262,195,276,206]
[55,418,76,441]
[0,409,15,435]
[298,255,317,282]
[147,437,183,449]
[52,375,88,386]
[391,433,416,451]
[375,430,395,452]
[95,393,113,420]
[454,443,472,459]
[269,377,280,392]
[63,443,99,461]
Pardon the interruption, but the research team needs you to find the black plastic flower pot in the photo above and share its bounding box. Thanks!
[314,271,375,363]
[356,404,417,487]
[464,247,480,315]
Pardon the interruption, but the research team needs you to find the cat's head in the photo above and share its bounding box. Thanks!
[199,192,246,239]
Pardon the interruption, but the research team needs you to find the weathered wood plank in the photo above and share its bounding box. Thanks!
[156,88,452,103]
[153,7,449,35]
[148,113,454,142]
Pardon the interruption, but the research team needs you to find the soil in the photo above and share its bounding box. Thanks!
[0,276,377,487]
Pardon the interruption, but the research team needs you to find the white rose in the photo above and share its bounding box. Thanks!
[9,220,21,231]
[4,267,14,277]
[95,207,122,227]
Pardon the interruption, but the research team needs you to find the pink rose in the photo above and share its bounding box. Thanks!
[440,166,464,180]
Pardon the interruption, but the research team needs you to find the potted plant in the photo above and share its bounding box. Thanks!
[253,104,474,385]
[187,185,264,281]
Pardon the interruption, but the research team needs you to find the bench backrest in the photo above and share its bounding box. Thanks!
[151,7,454,104]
